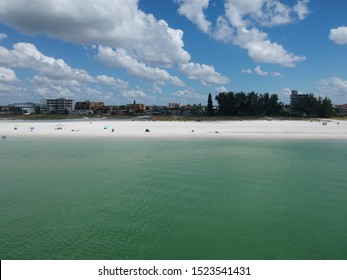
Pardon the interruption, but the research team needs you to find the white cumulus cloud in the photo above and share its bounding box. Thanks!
[98,46,185,86]
[0,0,190,65]
[0,42,129,100]
[0,33,7,41]
[0,66,18,82]
[96,75,129,89]
[176,0,212,33]
[294,0,310,20]
[0,43,94,82]
[241,68,252,74]
[171,88,204,100]
[179,62,230,86]
[175,0,309,67]
[234,28,305,67]
[271,71,284,78]
[316,77,347,104]
[122,86,146,99]
[254,65,268,76]
[329,26,347,45]
[242,66,284,78]
[225,0,310,28]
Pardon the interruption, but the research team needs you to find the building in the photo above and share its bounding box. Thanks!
[127,102,146,113]
[290,90,307,115]
[336,104,347,116]
[40,98,75,114]
[168,102,183,109]
[9,103,39,114]
[75,100,104,112]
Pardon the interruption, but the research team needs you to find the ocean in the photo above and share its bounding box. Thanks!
[1,138,346,260]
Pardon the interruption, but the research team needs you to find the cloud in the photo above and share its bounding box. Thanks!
[176,0,212,33]
[0,42,94,83]
[179,62,230,85]
[216,86,228,93]
[275,87,291,103]
[98,46,185,86]
[0,83,27,101]
[329,26,347,45]
[241,68,252,74]
[33,83,76,99]
[0,33,7,41]
[0,66,18,82]
[213,16,234,42]
[0,42,130,100]
[224,0,310,28]
[96,75,129,89]
[255,1,292,27]
[224,0,264,28]
[122,86,146,99]
[152,84,163,94]
[234,27,306,67]
[171,88,204,100]
[253,65,268,76]
[316,77,347,104]
[175,0,308,67]
[294,0,310,20]
[271,71,284,78]
[0,0,190,65]
[0,66,23,102]
[242,66,284,78]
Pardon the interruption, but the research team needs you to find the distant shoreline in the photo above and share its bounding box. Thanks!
[1,119,347,140]
[1,113,347,122]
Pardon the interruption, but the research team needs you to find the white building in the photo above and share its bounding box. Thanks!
[40,98,75,114]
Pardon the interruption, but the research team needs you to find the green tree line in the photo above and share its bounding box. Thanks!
[292,93,333,118]
[215,91,284,116]
[213,91,334,117]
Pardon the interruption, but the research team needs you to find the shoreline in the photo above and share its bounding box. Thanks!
[1,119,347,140]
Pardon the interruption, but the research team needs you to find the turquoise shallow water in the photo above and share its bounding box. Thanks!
[0,138,346,260]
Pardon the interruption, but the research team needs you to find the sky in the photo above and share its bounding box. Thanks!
[0,0,346,106]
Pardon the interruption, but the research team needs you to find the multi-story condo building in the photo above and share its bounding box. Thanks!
[75,100,105,111]
[290,90,307,115]
[127,103,146,113]
[40,98,75,114]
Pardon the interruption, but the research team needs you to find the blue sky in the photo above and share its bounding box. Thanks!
[0,0,346,106]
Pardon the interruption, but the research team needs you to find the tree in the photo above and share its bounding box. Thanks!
[318,97,333,117]
[292,93,334,117]
[246,91,260,115]
[207,93,214,116]
[215,91,284,116]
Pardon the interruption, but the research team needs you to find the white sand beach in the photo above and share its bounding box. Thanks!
[1,119,347,140]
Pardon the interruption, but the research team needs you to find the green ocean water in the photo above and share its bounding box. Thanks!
[0,138,346,260]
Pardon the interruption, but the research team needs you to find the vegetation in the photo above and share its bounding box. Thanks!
[214,91,334,118]
[292,93,334,118]
[207,93,214,116]
[215,91,284,116]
